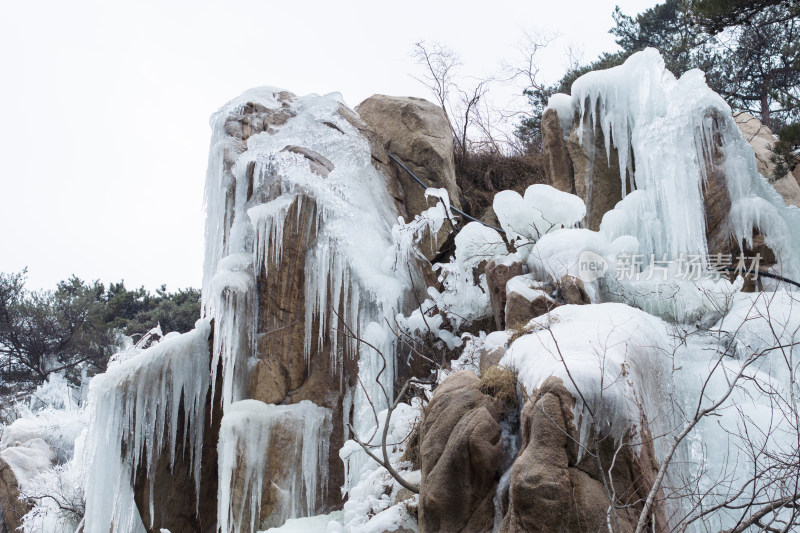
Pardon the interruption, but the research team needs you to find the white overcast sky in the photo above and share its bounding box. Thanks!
[0,0,655,291]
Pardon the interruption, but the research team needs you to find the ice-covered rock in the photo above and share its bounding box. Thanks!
[540,48,800,285]
[202,87,428,517]
[0,439,55,533]
[217,400,332,533]
[81,319,213,533]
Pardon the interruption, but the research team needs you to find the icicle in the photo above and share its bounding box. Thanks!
[81,319,212,533]
[568,48,800,280]
[208,253,256,411]
[217,400,332,533]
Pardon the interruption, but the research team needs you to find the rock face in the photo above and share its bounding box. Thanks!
[504,289,556,330]
[201,88,431,529]
[734,111,800,208]
[568,118,627,231]
[0,458,24,533]
[418,371,504,533]
[541,103,629,231]
[419,371,665,533]
[541,108,575,194]
[557,275,591,305]
[501,378,665,533]
[485,260,524,330]
[356,95,461,259]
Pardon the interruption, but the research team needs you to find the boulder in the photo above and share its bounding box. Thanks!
[210,91,430,523]
[734,112,800,208]
[567,116,628,230]
[418,371,502,533]
[556,275,591,305]
[501,377,665,532]
[504,289,556,330]
[541,108,575,194]
[0,458,24,533]
[356,95,461,259]
[479,346,505,375]
[485,260,524,330]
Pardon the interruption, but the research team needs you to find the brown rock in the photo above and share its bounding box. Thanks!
[0,457,26,533]
[541,108,575,194]
[501,377,666,532]
[280,146,335,177]
[419,371,502,533]
[567,116,628,230]
[241,98,431,519]
[134,334,220,533]
[557,275,591,305]
[701,110,733,257]
[356,95,460,212]
[485,260,523,330]
[479,346,505,375]
[504,290,557,330]
[356,95,461,260]
[734,111,800,208]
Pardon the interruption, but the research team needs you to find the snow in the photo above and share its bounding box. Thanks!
[427,222,507,331]
[340,399,421,532]
[500,303,671,454]
[493,184,585,261]
[1,375,84,465]
[506,275,551,304]
[81,318,212,533]
[0,408,83,465]
[0,438,54,488]
[217,400,333,533]
[662,291,800,529]
[260,511,344,533]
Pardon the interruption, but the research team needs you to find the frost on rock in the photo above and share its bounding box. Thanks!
[0,438,55,489]
[81,318,212,533]
[1,376,85,464]
[552,48,800,282]
[217,400,332,533]
[500,303,671,455]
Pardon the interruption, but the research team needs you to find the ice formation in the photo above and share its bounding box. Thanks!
[339,400,421,533]
[217,400,332,533]
[201,87,426,529]
[498,48,800,529]
[202,88,416,428]
[500,303,671,453]
[554,48,800,281]
[81,318,212,533]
